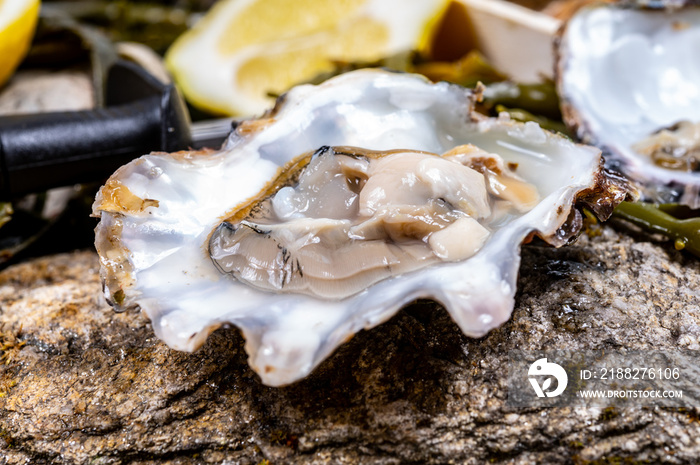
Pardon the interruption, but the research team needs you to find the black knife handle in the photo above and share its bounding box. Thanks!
[0,61,192,199]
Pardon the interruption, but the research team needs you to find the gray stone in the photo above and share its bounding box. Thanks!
[1,221,699,464]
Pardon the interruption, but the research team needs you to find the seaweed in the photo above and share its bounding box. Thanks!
[613,201,700,257]
[493,104,572,137]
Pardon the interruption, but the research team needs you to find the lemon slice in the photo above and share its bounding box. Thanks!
[166,0,449,116]
[0,0,40,88]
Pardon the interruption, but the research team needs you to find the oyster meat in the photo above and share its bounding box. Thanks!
[557,2,700,206]
[210,144,539,299]
[93,70,627,386]
[632,121,700,172]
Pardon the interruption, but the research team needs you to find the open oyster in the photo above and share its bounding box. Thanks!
[557,2,700,206]
[93,70,627,386]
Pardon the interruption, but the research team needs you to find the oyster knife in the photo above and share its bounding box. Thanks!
[0,60,233,199]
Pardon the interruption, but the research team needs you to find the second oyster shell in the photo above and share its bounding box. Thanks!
[557,3,700,206]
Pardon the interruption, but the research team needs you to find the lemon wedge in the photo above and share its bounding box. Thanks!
[0,0,40,88]
[166,0,449,116]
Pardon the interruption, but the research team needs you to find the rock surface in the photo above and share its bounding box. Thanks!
[1,221,699,464]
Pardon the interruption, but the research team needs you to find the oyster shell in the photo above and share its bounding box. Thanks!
[556,2,700,206]
[93,70,626,386]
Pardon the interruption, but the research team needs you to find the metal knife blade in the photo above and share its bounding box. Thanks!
[190,117,236,150]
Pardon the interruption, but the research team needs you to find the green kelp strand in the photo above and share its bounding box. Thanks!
[613,202,700,257]
[495,105,572,137]
[483,81,562,120]
[412,50,508,88]
[658,203,700,219]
